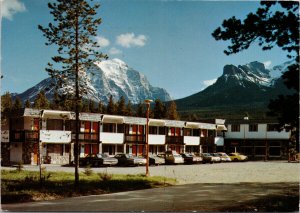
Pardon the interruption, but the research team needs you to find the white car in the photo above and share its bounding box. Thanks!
[165,151,184,164]
[217,152,232,162]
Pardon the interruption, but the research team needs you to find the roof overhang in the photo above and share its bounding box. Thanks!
[199,123,216,130]
[41,110,73,120]
[102,115,124,124]
[185,122,200,129]
[149,119,165,127]
[216,124,227,131]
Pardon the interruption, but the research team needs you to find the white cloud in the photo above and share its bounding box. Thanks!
[263,60,272,69]
[109,47,122,55]
[202,78,217,87]
[95,36,110,48]
[116,33,147,48]
[1,0,26,20]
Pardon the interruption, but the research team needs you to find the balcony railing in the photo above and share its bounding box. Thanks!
[166,136,184,144]
[200,136,215,145]
[125,134,145,144]
[40,130,72,143]
[10,130,39,142]
[72,133,99,142]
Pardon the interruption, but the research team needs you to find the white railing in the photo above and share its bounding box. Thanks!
[149,134,166,145]
[40,130,72,143]
[1,130,9,142]
[100,132,124,144]
[184,136,200,146]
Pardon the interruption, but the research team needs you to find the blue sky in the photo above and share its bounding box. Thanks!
[1,0,289,99]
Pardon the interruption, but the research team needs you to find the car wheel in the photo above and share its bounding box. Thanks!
[233,158,238,162]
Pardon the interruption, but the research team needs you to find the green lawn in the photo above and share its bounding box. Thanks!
[1,169,176,204]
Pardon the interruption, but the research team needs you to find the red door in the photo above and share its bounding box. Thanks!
[84,144,91,155]
[92,144,99,154]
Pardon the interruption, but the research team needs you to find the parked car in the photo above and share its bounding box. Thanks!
[200,153,221,164]
[79,153,118,167]
[180,153,194,164]
[148,153,165,165]
[114,154,146,166]
[229,153,248,162]
[216,152,232,162]
[180,153,202,164]
[165,151,184,164]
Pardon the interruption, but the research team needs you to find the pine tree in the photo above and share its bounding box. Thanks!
[135,102,145,117]
[12,96,23,111]
[25,99,31,108]
[1,92,13,124]
[97,101,105,113]
[50,90,61,110]
[38,0,108,186]
[116,96,126,115]
[167,101,179,120]
[153,99,167,119]
[88,99,96,113]
[106,95,116,115]
[126,100,133,116]
[33,90,50,109]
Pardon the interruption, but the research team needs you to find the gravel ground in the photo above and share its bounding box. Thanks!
[3,161,299,184]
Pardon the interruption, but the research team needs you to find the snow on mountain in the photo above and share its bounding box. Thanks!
[14,58,172,104]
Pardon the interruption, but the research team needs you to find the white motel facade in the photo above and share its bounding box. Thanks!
[1,108,291,165]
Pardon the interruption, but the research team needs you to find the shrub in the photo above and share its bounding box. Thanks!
[83,165,93,176]
[98,172,112,181]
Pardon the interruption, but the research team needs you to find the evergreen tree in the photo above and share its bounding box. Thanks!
[135,102,145,117]
[97,101,105,113]
[1,92,13,125]
[50,90,61,110]
[212,0,299,149]
[25,99,31,108]
[106,95,116,115]
[81,101,90,112]
[38,0,108,186]
[12,96,23,111]
[116,96,126,115]
[88,99,96,113]
[153,99,167,119]
[167,101,179,120]
[33,90,50,109]
[126,100,133,116]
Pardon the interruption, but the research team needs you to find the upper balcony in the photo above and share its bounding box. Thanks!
[149,134,166,145]
[184,136,200,146]
[100,132,124,144]
[166,136,184,145]
[125,134,145,144]
[72,133,99,142]
[40,130,72,143]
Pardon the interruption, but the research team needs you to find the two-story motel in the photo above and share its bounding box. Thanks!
[1,108,290,165]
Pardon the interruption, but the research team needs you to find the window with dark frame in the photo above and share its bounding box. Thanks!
[231,124,240,132]
[249,124,258,132]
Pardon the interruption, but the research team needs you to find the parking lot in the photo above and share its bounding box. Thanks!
[6,161,299,184]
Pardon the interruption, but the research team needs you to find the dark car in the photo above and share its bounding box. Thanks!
[114,154,146,166]
[79,153,118,167]
[180,153,194,164]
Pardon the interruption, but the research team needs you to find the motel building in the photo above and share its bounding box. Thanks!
[1,108,290,165]
[224,119,291,160]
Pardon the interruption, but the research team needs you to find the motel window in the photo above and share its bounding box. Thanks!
[193,129,200,136]
[47,119,63,130]
[103,123,116,133]
[200,129,207,137]
[117,124,124,133]
[267,124,278,132]
[231,124,240,132]
[249,124,258,132]
[184,129,192,136]
[159,127,165,135]
[65,120,76,132]
[149,126,158,134]
[208,130,215,137]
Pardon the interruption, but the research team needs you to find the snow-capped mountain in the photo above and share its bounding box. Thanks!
[14,58,172,104]
[175,61,292,109]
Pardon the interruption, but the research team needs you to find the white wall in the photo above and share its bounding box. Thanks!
[226,124,290,139]
[100,132,124,144]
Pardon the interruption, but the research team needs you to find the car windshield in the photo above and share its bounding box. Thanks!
[173,154,181,157]
[97,153,109,158]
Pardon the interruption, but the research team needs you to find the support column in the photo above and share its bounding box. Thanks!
[123,143,126,154]
[99,142,102,154]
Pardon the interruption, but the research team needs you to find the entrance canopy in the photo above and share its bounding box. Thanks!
[216,124,227,131]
